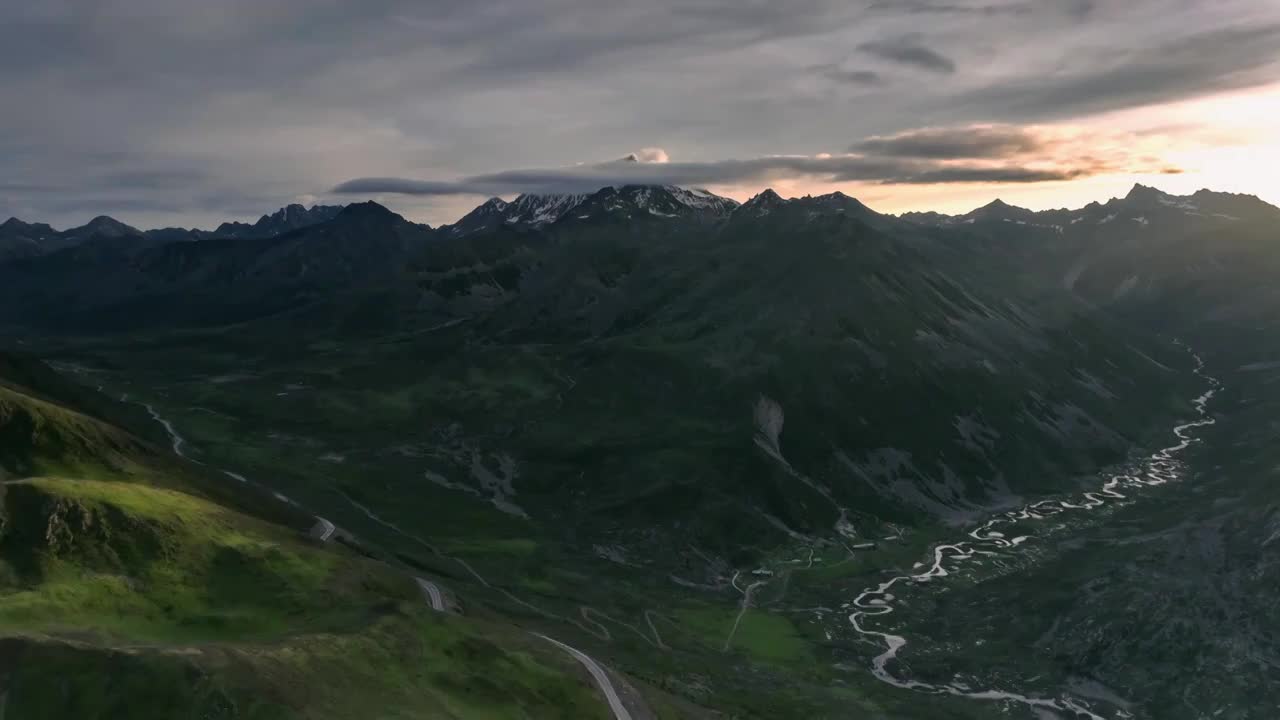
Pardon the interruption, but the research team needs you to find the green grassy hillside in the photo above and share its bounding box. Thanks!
[0,356,617,719]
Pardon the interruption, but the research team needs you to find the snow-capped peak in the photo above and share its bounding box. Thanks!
[574,185,739,219]
[664,186,741,213]
[506,192,592,225]
[446,185,739,234]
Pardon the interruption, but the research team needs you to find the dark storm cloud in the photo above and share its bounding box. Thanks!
[858,38,957,74]
[1,1,1277,226]
[852,125,1046,159]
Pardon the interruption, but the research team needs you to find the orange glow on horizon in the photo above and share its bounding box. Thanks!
[703,83,1280,216]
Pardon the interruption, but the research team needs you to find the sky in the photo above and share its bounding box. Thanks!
[3,0,1279,230]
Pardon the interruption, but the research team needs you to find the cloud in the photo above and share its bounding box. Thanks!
[960,23,1280,120]
[858,38,956,74]
[1,1,1277,227]
[867,0,1088,19]
[852,125,1047,158]
[331,158,1086,197]
[811,64,886,86]
[336,118,1189,199]
[866,1,1033,17]
[334,135,1168,197]
[893,166,1084,184]
[625,147,671,163]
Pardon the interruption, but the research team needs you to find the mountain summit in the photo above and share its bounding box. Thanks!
[567,185,740,221]
[214,203,344,239]
[65,215,140,239]
[335,200,401,221]
[444,185,738,236]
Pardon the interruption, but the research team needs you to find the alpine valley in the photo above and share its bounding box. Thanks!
[2,182,1279,719]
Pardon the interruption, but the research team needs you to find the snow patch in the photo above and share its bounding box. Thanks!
[1157,196,1198,211]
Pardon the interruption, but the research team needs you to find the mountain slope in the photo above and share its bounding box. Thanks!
[2,184,1278,718]
[0,202,433,330]
[0,218,59,262]
[0,204,351,266]
[445,193,593,237]
[0,353,636,720]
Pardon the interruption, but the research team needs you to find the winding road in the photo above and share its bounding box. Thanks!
[313,517,337,542]
[534,633,633,720]
[848,348,1220,719]
[415,577,447,612]
[133,393,637,720]
[723,570,767,652]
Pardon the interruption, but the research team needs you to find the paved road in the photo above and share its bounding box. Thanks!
[533,633,633,720]
[415,577,447,612]
[313,517,337,542]
[137,393,635,719]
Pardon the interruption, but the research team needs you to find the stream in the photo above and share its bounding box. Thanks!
[848,348,1220,718]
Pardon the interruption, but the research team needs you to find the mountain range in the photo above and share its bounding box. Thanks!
[0,203,349,263]
[1,181,1273,332]
[1,181,1279,719]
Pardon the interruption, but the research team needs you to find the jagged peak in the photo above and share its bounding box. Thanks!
[569,184,738,218]
[810,190,872,210]
[966,197,1033,216]
[1124,183,1169,202]
[746,188,784,204]
[261,203,305,223]
[335,201,401,222]
[509,191,589,207]
[1191,187,1262,201]
[735,189,787,217]
[504,192,593,225]
[664,185,740,211]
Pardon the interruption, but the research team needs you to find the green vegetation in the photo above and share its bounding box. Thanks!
[4,186,1274,717]
[0,366,615,719]
[676,606,809,664]
[0,477,366,642]
[0,383,152,483]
